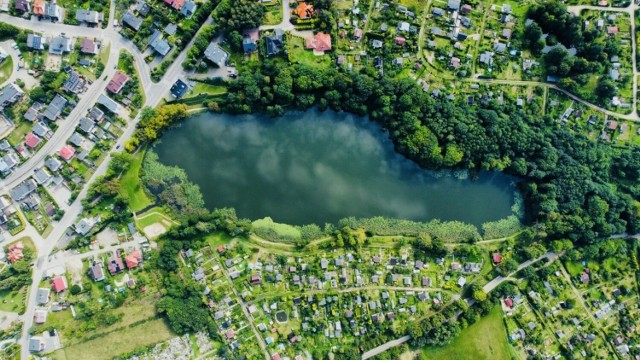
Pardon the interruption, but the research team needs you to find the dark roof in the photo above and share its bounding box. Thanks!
[170,79,188,98]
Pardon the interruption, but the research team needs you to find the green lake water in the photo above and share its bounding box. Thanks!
[153,110,517,226]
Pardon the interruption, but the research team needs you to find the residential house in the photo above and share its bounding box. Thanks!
[43,94,67,121]
[49,36,73,55]
[165,0,185,10]
[446,0,460,10]
[125,249,142,269]
[36,288,50,305]
[297,2,313,19]
[29,337,44,352]
[59,144,76,161]
[180,0,196,18]
[63,71,84,93]
[107,253,124,275]
[74,216,97,235]
[122,11,143,31]
[398,21,410,32]
[88,107,104,122]
[43,1,62,21]
[32,0,44,15]
[97,94,119,113]
[136,0,150,16]
[10,179,37,201]
[51,275,67,293]
[170,79,188,98]
[6,242,24,263]
[243,29,259,53]
[80,38,98,54]
[305,32,331,53]
[148,30,170,56]
[106,71,130,94]
[45,157,62,172]
[34,309,47,324]
[0,152,19,174]
[265,29,284,56]
[88,262,105,281]
[78,117,95,133]
[24,102,42,122]
[14,0,30,13]
[0,83,24,109]
[33,168,51,185]
[75,9,103,24]
[26,34,45,50]
[203,42,228,67]
[24,133,41,149]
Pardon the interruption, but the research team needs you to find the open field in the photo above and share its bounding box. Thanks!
[0,287,26,313]
[0,57,13,84]
[120,150,153,212]
[420,307,513,360]
[52,318,174,360]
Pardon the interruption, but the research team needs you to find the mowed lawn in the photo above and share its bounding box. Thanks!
[120,150,153,212]
[54,318,174,360]
[421,307,513,360]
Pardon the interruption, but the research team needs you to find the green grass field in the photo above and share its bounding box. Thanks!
[53,318,174,360]
[287,35,331,69]
[7,121,31,146]
[0,57,13,84]
[186,82,228,98]
[0,287,26,313]
[120,150,153,212]
[421,307,513,360]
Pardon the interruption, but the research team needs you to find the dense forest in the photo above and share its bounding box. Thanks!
[203,61,640,245]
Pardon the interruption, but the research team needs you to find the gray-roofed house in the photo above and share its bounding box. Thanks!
[45,157,62,172]
[26,34,46,50]
[204,42,228,67]
[44,94,67,121]
[88,262,105,281]
[447,0,460,10]
[63,71,85,94]
[493,42,506,53]
[10,179,37,201]
[76,9,103,24]
[372,39,383,49]
[75,217,97,235]
[265,29,285,56]
[137,1,150,16]
[148,30,171,56]
[78,117,95,133]
[180,0,197,18]
[122,11,143,31]
[44,2,62,21]
[432,7,444,16]
[88,107,104,122]
[32,122,50,138]
[0,152,19,173]
[398,22,410,32]
[49,36,74,55]
[69,132,86,147]
[97,94,119,113]
[24,102,42,122]
[36,288,50,305]
[164,23,178,36]
[29,337,44,352]
[33,168,51,185]
[0,83,24,109]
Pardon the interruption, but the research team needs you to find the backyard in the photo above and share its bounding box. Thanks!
[420,306,514,359]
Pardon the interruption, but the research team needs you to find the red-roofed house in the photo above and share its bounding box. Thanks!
[59,145,76,161]
[125,249,142,269]
[25,132,42,149]
[217,246,225,253]
[52,276,67,293]
[492,253,502,264]
[607,26,618,35]
[33,0,44,15]
[80,38,98,55]
[107,71,130,94]
[6,242,24,263]
[296,2,313,19]
[395,36,406,45]
[504,298,513,308]
[305,32,332,54]
[272,354,281,360]
[164,0,184,10]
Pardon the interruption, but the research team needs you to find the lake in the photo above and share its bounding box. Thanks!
[153,110,517,226]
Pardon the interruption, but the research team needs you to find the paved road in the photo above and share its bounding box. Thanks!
[362,336,411,360]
